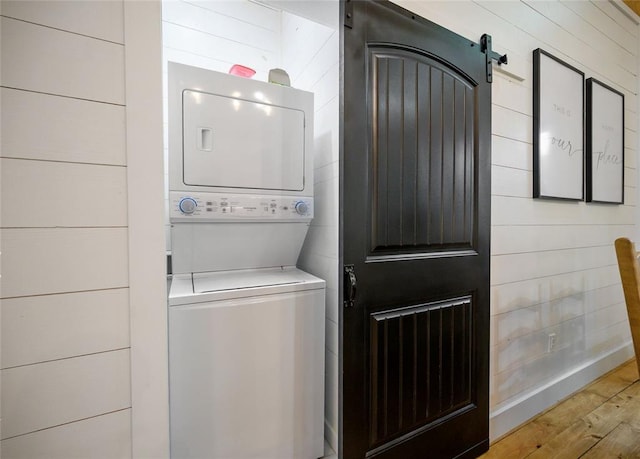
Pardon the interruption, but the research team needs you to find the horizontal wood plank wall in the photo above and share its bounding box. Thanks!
[0,1,132,456]
[393,0,638,440]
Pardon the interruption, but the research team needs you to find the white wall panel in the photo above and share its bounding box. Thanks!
[491,165,531,198]
[585,302,628,331]
[491,135,531,170]
[0,228,128,298]
[162,47,237,77]
[310,177,338,229]
[298,250,338,296]
[491,265,621,316]
[1,289,130,368]
[625,165,638,190]
[0,409,132,459]
[266,1,338,29]
[626,127,638,151]
[493,74,531,115]
[492,284,624,344]
[162,1,279,52]
[0,0,136,455]
[624,186,637,206]
[560,1,636,54]
[313,97,340,170]
[162,22,278,74]
[582,284,626,314]
[1,18,124,104]
[326,318,338,356]
[309,62,339,114]
[492,297,580,347]
[324,349,339,448]
[493,195,635,226]
[491,224,634,255]
[523,1,635,75]
[282,12,334,83]
[1,349,131,439]
[626,93,638,115]
[315,161,339,186]
[1,159,127,228]
[0,0,124,44]
[592,1,639,36]
[480,1,636,92]
[626,146,638,170]
[491,317,588,406]
[492,105,531,142]
[0,88,126,165]
[189,0,281,31]
[302,224,339,261]
[626,109,638,131]
[325,287,339,324]
[492,245,617,285]
[584,320,632,354]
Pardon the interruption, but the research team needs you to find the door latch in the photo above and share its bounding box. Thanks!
[344,265,357,308]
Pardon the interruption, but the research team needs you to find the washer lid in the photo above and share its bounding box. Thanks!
[169,267,325,306]
[193,268,303,293]
[192,266,322,294]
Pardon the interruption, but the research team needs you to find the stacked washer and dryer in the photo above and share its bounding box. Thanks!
[167,62,325,459]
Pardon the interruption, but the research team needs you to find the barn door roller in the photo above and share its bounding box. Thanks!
[480,34,508,83]
[344,0,353,28]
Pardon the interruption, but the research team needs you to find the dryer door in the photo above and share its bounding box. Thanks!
[182,89,305,191]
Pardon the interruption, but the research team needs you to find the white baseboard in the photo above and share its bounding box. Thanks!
[490,342,635,441]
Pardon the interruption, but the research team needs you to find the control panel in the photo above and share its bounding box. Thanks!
[170,192,314,222]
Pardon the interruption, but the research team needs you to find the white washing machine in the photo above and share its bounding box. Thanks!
[169,267,325,459]
[167,63,325,459]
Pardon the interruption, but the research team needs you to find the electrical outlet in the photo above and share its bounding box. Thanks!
[548,333,557,353]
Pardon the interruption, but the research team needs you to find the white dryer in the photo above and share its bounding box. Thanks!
[167,63,325,459]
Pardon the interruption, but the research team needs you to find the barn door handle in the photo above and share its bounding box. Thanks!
[344,265,357,308]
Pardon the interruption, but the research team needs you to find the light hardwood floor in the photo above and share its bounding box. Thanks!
[480,359,640,459]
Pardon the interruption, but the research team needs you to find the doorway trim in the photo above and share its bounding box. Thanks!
[124,1,170,456]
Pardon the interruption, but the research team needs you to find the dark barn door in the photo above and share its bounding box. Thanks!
[341,2,491,458]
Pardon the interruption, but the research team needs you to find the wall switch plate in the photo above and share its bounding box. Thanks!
[548,333,557,353]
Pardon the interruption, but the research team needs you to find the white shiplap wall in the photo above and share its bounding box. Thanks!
[0,1,133,456]
[394,0,639,440]
[161,0,339,451]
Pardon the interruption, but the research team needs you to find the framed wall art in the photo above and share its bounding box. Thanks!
[533,48,585,200]
[586,78,624,204]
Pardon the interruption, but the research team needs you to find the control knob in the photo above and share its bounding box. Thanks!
[179,197,197,215]
[294,201,309,215]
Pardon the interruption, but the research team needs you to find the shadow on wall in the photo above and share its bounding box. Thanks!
[492,285,588,409]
